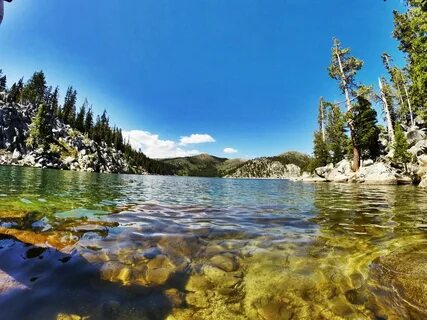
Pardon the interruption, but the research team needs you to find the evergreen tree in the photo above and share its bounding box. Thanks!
[312,131,329,167]
[328,38,364,170]
[75,99,88,132]
[393,1,427,118]
[49,86,60,116]
[326,104,347,164]
[62,86,77,125]
[351,91,381,160]
[92,115,102,143]
[381,53,413,126]
[393,124,411,171]
[7,78,24,103]
[85,107,94,134]
[22,71,47,105]
[0,69,6,91]
[26,103,54,150]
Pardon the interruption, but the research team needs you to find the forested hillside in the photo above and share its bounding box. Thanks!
[0,70,175,174]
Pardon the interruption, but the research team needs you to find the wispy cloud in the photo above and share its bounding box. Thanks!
[123,130,202,159]
[179,134,215,146]
[224,147,238,154]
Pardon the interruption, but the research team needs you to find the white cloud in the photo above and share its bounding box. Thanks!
[123,130,202,159]
[224,147,238,154]
[179,134,215,145]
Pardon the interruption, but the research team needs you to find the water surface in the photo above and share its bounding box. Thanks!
[0,166,426,319]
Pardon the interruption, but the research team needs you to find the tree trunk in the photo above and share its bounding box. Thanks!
[379,78,395,145]
[335,46,360,171]
[402,81,415,127]
[320,98,326,142]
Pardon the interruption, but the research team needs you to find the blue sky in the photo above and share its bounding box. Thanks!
[0,0,405,158]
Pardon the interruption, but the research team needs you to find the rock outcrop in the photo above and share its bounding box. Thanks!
[0,101,146,174]
[304,160,413,185]
[226,158,301,179]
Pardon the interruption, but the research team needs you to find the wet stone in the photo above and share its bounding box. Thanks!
[146,267,173,286]
[143,247,162,259]
[345,288,367,305]
[203,265,241,288]
[147,254,174,270]
[158,235,199,258]
[185,274,213,292]
[210,254,238,272]
[185,292,210,308]
[369,244,427,317]
[100,261,128,283]
[165,288,185,307]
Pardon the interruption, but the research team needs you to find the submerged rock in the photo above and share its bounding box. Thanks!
[369,244,427,318]
[203,265,241,288]
[210,254,238,272]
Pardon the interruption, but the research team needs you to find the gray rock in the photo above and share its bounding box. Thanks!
[324,160,354,182]
[361,159,374,167]
[409,139,427,156]
[406,125,426,147]
[12,149,21,160]
[315,163,334,178]
[227,158,302,179]
[355,162,399,185]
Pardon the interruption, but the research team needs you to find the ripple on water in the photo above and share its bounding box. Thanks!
[0,167,426,319]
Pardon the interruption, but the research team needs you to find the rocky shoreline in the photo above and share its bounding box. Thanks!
[295,123,427,187]
[294,160,416,186]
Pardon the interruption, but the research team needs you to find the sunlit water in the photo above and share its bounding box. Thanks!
[0,166,426,320]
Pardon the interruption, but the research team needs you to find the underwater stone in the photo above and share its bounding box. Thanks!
[165,288,185,307]
[203,265,241,288]
[146,267,173,286]
[210,254,238,272]
[369,244,427,317]
[185,292,210,308]
[185,274,213,292]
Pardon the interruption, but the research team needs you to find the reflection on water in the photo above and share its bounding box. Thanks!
[0,166,426,319]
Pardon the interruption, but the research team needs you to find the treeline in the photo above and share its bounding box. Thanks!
[312,0,425,172]
[0,69,175,175]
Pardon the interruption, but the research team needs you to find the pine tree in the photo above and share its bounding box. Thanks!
[0,69,6,91]
[85,107,94,134]
[49,86,60,116]
[381,53,414,126]
[22,71,47,105]
[393,124,411,171]
[75,99,88,132]
[313,131,329,167]
[393,1,427,118]
[326,104,347,164]
[26,103,54,150]
[328,38,364,171]
[6,78,24,103]
[62,86,77,125]
[351,90,381,160]
[92,115,102,143]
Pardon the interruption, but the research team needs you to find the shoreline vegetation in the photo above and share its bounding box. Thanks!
[0,1,426,187]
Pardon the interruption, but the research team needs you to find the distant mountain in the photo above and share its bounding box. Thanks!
[160,154,245,177]
[160,151,312,178]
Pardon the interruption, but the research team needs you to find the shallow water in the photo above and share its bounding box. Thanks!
[0,166,426,319]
